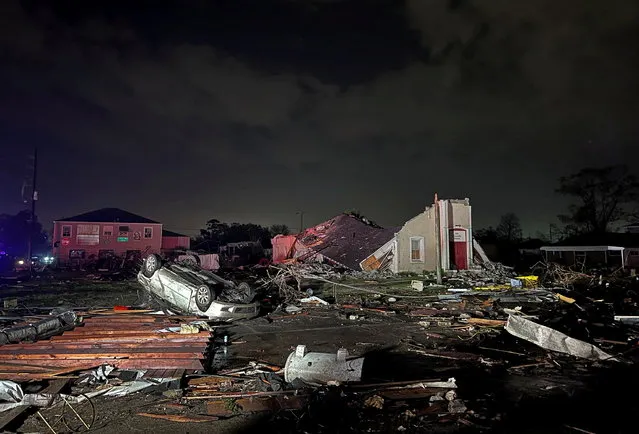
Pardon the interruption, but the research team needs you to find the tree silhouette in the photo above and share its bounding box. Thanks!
[557,165,639,234]
[496,213,523,243]
[0,211,49,257]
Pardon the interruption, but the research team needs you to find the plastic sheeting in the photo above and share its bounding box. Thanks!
[0,381,24,403]
[505,315,618,362]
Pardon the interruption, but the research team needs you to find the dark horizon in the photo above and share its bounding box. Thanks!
[1,1,638,237]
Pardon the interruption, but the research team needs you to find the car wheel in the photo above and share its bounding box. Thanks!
[142,254,162,278]
[237,282,256,303]
[195,285,214,311]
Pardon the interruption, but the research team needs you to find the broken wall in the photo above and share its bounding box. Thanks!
[393,198,473,273]
[272,235,297,263]
[441,199,473,270]
[360,238,398,272]
[395,208,439,273]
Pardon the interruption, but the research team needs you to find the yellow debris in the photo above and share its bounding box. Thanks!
[557,294,576,304]
[515,276,539,288]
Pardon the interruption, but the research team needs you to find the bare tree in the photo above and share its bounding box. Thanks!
[269,224,291,236]
[496,213,523,243]
[474,226,499,243]
[557,165,639,234]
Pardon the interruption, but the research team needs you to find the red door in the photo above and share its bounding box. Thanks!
[449,228,468,270]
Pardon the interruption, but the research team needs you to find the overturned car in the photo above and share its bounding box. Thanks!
[137,254,260,321]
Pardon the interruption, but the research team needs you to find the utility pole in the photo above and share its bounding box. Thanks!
[297,211,305,233]
[27,148,38,273]
[434,193,443,285]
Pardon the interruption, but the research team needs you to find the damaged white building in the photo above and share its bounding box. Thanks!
[360,198,483,273]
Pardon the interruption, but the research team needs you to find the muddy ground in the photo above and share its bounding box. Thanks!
[2,277,638,433]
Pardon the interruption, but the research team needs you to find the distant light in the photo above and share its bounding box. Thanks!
[17,260,24,265]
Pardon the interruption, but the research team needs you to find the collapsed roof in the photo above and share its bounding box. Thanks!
[290,213,399,270]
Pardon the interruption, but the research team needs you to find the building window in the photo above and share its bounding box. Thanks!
[62,225,72,237]
[69,249,85,259]
[119,225,130,232]
[629,250,639,257]
[76,224,100,246]
[103,226,113,236]
[144,227,153,239]
[410,237,424,262]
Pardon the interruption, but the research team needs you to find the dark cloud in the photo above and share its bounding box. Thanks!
[0,0,637,236]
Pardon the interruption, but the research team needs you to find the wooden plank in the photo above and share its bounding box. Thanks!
[0,351,204,360]
[57,330,171,335]
[0,363,60,372]
[0,366,86,380]
[84,314,200,320]
[189,376,234,386]
[48,337,211,344]
[82,318,186,323]
[4,341,207,350]
[79,323,178,328]
[115,359,204,370]
[0,346,206,354]
[0,358,204,370]
[465,318,506,327]
[51,332,212,341]
[84,310,156,315]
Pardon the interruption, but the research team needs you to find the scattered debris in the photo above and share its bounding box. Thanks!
[137,413,219,422]
[364,395,384,409]
[2,251,639,433]
[411,280,424,291]
[299,296,329,306]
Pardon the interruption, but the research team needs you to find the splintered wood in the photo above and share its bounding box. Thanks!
[532,262,595,287]
[0,313,213,380]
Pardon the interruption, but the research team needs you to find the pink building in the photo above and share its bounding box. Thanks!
[161,229,191,252]
[52,208,163,265]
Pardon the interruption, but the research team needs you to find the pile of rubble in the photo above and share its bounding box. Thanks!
[1,259,638,432]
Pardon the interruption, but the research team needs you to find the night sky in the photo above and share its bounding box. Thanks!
[1,0,638,237]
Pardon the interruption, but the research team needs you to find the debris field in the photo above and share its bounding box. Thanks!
[0,260,638,433]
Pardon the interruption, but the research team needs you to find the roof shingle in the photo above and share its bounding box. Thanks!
[297,214,398,270]
[56,208,159,224]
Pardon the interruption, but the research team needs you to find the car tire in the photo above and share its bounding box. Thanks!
[142,254,162,278]
[195,285,214,311]
[237,282,256,303]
